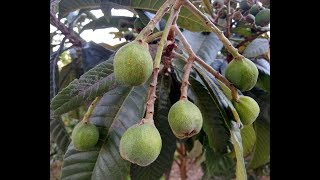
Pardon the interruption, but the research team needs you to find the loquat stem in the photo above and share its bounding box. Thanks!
[183,0,244,61]
[180,56,195,100]
[173,25,239,101]
[145,31,163,43]
[136,0,176,41]
[82,96,102,123]
[143,1,183,122]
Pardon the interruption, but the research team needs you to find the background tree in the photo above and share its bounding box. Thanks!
[50,0,270,179]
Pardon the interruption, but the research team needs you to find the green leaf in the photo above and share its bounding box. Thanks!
[182,31,223,63]
[82,16,136,31]
[188,76,231,154]
[58,0,101,18]
[243,38,269,58]
[59,63,77,90]
[241,124,256,157]
[60,83,149,180]
[51,56,117,115]
[130,74,176,180]
[203,140,235,178]
[50,109,71,153]
[248,121,270,169]
[59,0,210,32]
[254,59,270,92]
[230,121,247,180]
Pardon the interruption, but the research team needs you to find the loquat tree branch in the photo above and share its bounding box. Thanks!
[143,1,183,123]
[173,25,240,101]
[183,0,244,61]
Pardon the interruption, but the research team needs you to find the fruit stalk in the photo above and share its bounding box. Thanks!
[136,0,176,41]
[173,26,240,101]
[183,0,244,60]
[180,56,195,100]
[144,2,182,121]
[82,96,102,123]
[145,31,163,43]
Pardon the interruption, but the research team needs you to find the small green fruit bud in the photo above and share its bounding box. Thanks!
[71,121,99,151]
[232,96,260,125]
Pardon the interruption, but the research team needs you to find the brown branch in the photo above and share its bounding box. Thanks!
[143,0,183,123]
[180,56,195,100]
[226,30,267,62]
[177,143,187,180]
[183,0,244,61]
[50,11,83,46]
[173,25,240,101]
[225,0,231,38]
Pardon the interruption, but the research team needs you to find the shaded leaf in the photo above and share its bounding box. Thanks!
[203,140,235,178]
[51,56,117,115]
[248,121,270,169]
[59,0,210,31]
[81,41,114,72]
[60,83,149,180]
[130,74,176,180]
[82,16,136,31]
[230,121,247,180]
[50,53,59,100]
[58,0,101,19]
[50,109,71,153]
[243,38,269,58]
[188,76,231,154]
[241,124,256,157]
[188,140,203,159]
[181,30,223,64]
[254,59,270,92]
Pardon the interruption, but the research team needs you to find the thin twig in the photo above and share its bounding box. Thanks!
[136,0,176,41]
[180,56,195,100]
[183,0,244,61]
[51,37,67,97]
[225,0,231,38]
[145,31,163,43]
[50,11,83,46]
[173,25,240,101]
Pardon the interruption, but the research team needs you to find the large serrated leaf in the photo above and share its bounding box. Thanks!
[60,83,149,180]
[203,140,235,178]
[82,16,136,31]
[241,124,256,157]
[230,121,247,180]
[243,38,269,58]
[254,59,270,92]
[50,109,71,153]
[59,0,209,32]
[81,41,115,72]
[182,30,223,64]
[130,74,176,180]
[248,121,270,169]
[188,76,231,154]
[51,56,117,115]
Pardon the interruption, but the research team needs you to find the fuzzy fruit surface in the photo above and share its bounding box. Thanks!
[168,100,203,139]
[249,4,261,16]
[225,58,258,91]
[119,123,162,167]
[71,121,99,151]
[232,96,260,125]
[255,9,270,27]
[240,0,252,11]
[114,41,153,86]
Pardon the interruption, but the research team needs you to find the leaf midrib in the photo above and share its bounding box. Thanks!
[91,86,135,178]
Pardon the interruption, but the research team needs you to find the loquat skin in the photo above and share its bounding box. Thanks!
[232,96,260,125]
[168,100,203,139]
[119,123,162,167]
[114,41,153,86]
[71,121,99,151]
